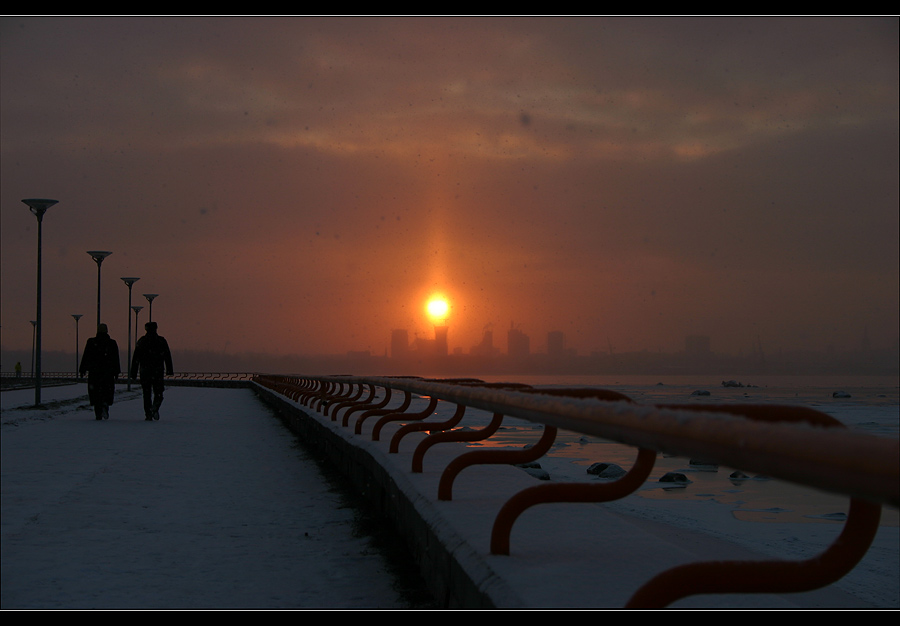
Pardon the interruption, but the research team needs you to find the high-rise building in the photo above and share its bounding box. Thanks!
[434,325,448,356]
[508,323,530,357]
[547,331,565,357]
[471,329,498,357]
[391,329,409,359]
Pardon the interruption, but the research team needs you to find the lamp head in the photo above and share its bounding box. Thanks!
[22,198,58,220]
[87,251,112,265]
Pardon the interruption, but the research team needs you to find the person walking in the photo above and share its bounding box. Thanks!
[79,324,121,420]
[131,321,174,421]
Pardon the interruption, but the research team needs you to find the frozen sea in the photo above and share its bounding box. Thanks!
[474,374,899,525]
[1,374,897,609]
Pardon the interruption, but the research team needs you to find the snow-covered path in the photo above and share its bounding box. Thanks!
[1,385,421,609]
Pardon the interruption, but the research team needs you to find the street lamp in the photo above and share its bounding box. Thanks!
[30,320,37,378]
[72,314,83,376]
[121,277,140,390]
[131,305,144,347]
[87,251,112,328]
[23,198,57,407]
[131,305,144,344]
[143,293,158,322]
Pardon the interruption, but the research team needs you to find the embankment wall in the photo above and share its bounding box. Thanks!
[251,384,497,609]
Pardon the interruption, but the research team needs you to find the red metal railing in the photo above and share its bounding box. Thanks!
[252,374,898,608]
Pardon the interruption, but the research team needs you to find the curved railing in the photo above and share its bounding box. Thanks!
[1,372,258,384]
[252,373,898,609]
[167,372,257,382]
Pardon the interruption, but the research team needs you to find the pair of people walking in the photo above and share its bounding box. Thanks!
[79,322,173,421]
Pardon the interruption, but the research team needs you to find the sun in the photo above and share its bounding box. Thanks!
[426,296,450,322]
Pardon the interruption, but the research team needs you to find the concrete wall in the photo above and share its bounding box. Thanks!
[251,384,496,609]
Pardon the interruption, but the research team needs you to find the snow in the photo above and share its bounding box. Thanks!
[2,379,898,609]
[1,385,413,609]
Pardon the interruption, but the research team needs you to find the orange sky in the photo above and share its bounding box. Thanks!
[1,16,898,363]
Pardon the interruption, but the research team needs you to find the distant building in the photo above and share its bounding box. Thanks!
[434,325,448,357]
[547,331,565,357]
[391,329,409,359]
[471,329,499,357]
[508,323,530,358]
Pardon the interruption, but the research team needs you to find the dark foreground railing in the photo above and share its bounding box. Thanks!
[252,374,898,609]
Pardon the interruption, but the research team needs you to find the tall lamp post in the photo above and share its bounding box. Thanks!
[131,305,144,347]
[30,320,37,378]
[87,251,112,328]
[23,198,58,407]
[143,293,158,322]
[72,314,83,376]
[121,278,140,390]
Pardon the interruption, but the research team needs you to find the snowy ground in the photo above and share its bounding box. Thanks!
[1,380,898,609]
[1,384,427,610]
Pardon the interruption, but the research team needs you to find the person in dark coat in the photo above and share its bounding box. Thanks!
[131,321,174,421]
[79,324,121,420]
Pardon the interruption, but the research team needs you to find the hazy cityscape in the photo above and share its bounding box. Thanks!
[4,323,897,379]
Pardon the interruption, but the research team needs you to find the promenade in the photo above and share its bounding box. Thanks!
[2,382,895,609]
[1,384,430,610]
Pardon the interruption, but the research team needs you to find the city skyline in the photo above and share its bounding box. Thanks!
[383,322,892,360]
[3,324,895,378]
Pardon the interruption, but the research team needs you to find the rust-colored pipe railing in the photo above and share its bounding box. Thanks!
[407,382,536,466]
[255,374,898,507]
[319,381,364,417]
[312,379,338,412]
[323,382,365,418]
[622,399,882,608]
[625,497,882,608]
[490,446,658,555]
[292,378,317,404]
[330,383,376,422]
[342,386,393,427]
[312,379,341,412]
[487,397,843,557]
[372,395,438,441]
[437,424,558,501]
[355,389,413,434]
[411,410,505,473]
[391,402,467,454]
[251,374,899,608]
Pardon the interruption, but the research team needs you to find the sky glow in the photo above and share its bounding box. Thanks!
[1,16,897,362]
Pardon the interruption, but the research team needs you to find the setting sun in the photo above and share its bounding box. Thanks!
[426,296,450,322]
